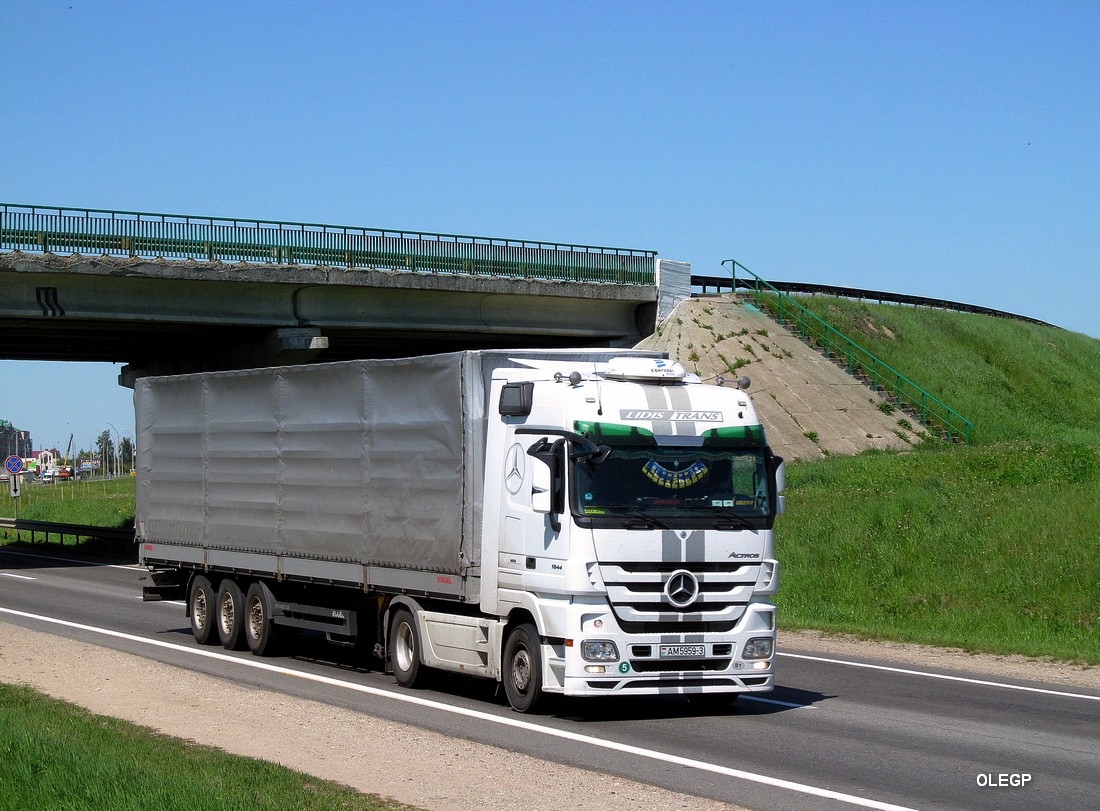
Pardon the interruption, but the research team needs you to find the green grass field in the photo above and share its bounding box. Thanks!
[770,295,1100,664]
[0,683,409,811]
[1,475,134,528]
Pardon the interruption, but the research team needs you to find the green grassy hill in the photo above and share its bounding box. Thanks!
[774,296,1100,662]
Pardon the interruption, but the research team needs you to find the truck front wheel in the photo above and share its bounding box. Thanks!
[389,608,423,688]
[216,578,247,650]
[189,575,218,645]
[503,623,545,713]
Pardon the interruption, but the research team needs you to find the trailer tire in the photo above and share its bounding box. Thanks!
[216,578,247,650]
[244,581,279,656]
[503,623,545,713]
[189,575,218,646]
[389,608,423,688]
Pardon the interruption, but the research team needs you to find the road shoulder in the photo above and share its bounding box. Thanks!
[0,622,745,811]
[780,629,1100,690]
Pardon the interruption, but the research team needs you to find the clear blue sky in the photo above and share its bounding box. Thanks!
[2,0,1097,453]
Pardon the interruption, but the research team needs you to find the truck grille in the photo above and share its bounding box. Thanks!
[598,562,758,634]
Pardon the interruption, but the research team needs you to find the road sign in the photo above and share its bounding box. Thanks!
[4,455,23,475]
[9,472,20,498]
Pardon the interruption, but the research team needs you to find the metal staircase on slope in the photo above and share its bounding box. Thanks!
[720,260,973,445]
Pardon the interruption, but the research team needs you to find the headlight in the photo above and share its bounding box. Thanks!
[742,637,774,660]
[581,639,619,661]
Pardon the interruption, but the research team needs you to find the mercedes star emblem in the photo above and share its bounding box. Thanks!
[504,443,525,495]
[663,569,700,608]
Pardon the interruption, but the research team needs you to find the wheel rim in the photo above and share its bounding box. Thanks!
[394,621,415,672]
[220,594,235,635]
[511,646,532,695]
[396,620,420,669]
[247,597,264,640]
[194,591,208,630]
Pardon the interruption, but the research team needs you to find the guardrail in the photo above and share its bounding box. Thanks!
[0,517,134,545]
[722,260,974,445]
[1,203,657,285]
[692,274,1057,329]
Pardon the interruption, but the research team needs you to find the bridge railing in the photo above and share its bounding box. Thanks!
[0,203,657,285]
[724,260,974,445]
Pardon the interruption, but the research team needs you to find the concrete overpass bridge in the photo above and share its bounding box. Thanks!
[1,204,685,386]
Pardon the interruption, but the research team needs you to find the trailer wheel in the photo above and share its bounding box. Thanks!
[216,578,247,650]
[244,582,279,656]
[503,623,544,713]
[389,608,423,688]
[189,575,218,646]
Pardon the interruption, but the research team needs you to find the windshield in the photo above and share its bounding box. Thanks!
[572,444,774,529]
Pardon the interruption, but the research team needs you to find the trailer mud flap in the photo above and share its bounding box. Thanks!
[141,570,186,602]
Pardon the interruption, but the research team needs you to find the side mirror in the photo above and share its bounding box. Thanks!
[531,461,553,514]
[526,437,564,532]
[767,455,786,494]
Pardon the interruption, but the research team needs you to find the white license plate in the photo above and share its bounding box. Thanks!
[659,644,705,658]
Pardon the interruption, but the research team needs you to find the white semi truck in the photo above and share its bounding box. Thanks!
[138,349,785,712]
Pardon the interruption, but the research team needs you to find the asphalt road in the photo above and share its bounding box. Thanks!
[2,546,1098,811]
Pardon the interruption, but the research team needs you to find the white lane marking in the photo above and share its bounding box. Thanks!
[0,606,916,811]
[0,547,140,571]
[0,572,36,581]
[779,651,1100,702]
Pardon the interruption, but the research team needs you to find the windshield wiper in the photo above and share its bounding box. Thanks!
[708,509,757,530]
[602,505,670,530]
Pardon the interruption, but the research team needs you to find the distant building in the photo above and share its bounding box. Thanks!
[34,449,57,471]
[1,419,32,458]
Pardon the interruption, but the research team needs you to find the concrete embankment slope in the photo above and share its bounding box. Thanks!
[635,296,921,461]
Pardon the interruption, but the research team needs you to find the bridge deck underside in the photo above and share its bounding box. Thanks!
[0,253,656,379]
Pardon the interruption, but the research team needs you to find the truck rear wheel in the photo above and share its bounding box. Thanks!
[389,608,423,688]
[503,623,544,713]
[244,581,279,656]
[216,578,247,650]
[189,575,218,645]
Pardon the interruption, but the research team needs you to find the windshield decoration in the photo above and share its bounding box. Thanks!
[642,460,709,489]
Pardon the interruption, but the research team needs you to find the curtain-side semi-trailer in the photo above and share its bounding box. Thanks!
[138,349,785,712]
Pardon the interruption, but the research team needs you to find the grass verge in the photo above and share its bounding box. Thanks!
[776,441,1100,664]
[0,683,413,811]
[1,476,135,529]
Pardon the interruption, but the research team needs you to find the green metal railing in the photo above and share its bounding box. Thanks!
[0,204,657,285]
[724,259,973,445]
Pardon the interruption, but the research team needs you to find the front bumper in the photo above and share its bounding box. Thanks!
[546,598,777,698]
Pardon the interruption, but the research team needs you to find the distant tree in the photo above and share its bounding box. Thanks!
[96,430,115,475]
[120,436,134,471]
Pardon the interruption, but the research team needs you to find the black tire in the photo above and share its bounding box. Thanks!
[244,581,280,656]
[216,578,247,650]
[502,623,545,713]
[389,608,423,688]
[189,575,218,646]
